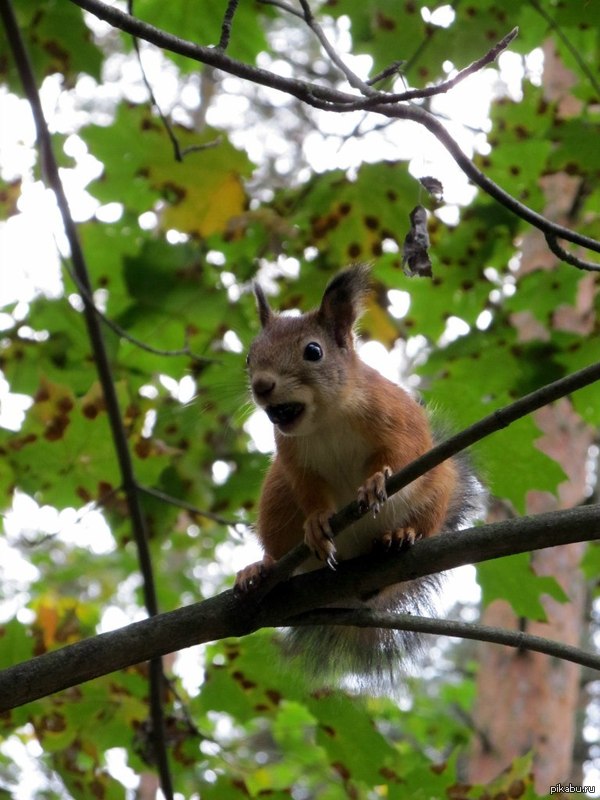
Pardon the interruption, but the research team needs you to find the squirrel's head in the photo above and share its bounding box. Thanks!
[246,264,371,436]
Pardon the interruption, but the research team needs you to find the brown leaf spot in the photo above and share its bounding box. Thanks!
[134,438,152,459]
[9,433,38,451]
[375,12,396,30]
[232,670,257,690]
[163,181,187,204]
[339,202,351,216]
[77,486,93,503]
[35,386,50,403]
[44,415,70,441]
[82,402,99,419]
[332,761,351,781]
[266,689,282,705]
[508,779,527,798]
[97,482,116,504]
[57,396,74,414]
[363,215,379,230]
[347,243,362,258]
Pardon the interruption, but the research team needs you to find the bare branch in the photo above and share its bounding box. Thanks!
[1,502,599,711]
[361,26,519,105]
[367,60,406,87]
[67,0,600,261]
[127,0,186,163]
[545,233,600,272]
[60,254,216,362]
[297,0,375,96]
[288,609,600,672]
[528,0,600,99]
[139,485,244,528]
[218,0,241,51]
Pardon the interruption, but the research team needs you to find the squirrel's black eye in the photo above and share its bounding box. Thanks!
[303,342,323,362]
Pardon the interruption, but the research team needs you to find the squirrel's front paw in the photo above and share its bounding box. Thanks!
[234,554,276,595]
[358,467,392,516]
[304,511,337,569]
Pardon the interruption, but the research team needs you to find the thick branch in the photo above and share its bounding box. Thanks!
[1,503,599,711]
[68,0,600,259]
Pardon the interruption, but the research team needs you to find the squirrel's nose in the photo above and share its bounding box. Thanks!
[252,375,276,399]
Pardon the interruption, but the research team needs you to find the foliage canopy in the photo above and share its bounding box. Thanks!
[0,0,599,796]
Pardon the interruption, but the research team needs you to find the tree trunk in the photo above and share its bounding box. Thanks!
[468,41,595,792]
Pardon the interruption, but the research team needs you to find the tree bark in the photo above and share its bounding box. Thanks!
[468,41,595,792]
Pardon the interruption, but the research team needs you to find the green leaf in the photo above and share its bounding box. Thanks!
[477,553,569,620]
[135,0,272,68]
[420,332,567,511]
[329,0,431,76]
[82,105,253,236]
[0,0,102,89]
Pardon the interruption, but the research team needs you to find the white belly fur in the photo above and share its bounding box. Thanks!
[292,417,420,571]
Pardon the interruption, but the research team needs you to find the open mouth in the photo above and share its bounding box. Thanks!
[266,403,305,429]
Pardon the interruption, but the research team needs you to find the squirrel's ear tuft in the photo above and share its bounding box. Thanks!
[318,264,371,347]
[254,282,274,328]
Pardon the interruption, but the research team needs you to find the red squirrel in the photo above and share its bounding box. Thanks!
[235,264,484,683]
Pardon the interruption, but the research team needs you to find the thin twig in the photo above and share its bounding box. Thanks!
[128,0,185,162]
[218,0,241,50]
[67,0,600,261]
[297,0,375,96]
[287,609,600,672]
[545,234,600,272]
[258,0,304,20]
[128,0,221,161]
[528,0,600,99]
[60,253,215,362]
[361,26,519,106]
[0,3,174,797]
[139,485,244,528]
[367,61,406,87]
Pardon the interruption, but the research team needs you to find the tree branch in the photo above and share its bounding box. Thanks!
[288,609,600,672]
[545,233,600,272]
[0,1,174,793]
[1,503,599,711]
[360,26,519,105]
[68,0,600,261]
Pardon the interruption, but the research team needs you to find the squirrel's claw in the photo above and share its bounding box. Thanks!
[358,467,392,516]
[304,509,337,566]
[374,527,420,553]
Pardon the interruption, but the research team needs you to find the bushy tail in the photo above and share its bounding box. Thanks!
[286,453,486,688]
[284,575,442,689]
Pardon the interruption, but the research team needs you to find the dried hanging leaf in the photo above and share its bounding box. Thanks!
[402,205,432,277]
